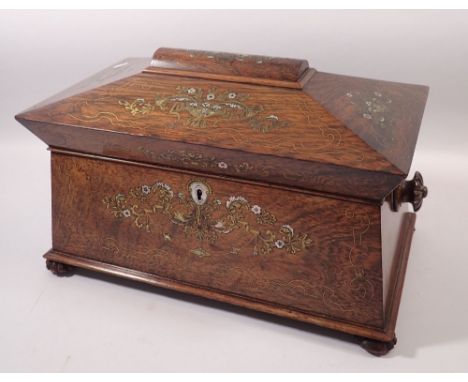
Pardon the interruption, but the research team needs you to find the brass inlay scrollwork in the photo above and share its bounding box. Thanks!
[119,87,288,132]
[301,101,343,147]
[95,206,374,315]
[185,49,272,65]
[103,180,311,256]
[137,146,303,182]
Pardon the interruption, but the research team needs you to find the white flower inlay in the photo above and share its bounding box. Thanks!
[122,209,131,218]
[275,240,285,249]
[155,182,173,197]
[141,185,151,195]
[251,205,262,215]
[217,161,228,169]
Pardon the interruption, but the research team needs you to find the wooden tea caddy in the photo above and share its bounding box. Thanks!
[15,48,429,356]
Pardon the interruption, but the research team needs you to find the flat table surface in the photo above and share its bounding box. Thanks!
[1,9,468,372]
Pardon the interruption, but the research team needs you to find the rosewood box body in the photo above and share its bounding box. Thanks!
[16,48,429,356]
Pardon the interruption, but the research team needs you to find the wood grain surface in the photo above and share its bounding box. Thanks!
[14,48,427,352]
[15,48,429,204]
[52,152,385,328]
[147,47,311,88]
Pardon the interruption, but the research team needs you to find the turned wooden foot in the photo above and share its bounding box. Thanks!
[359,336,397,356]
[46,259,74,276]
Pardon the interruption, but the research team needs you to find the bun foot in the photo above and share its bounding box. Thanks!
[46,259,74,277]
[359,336,397,356]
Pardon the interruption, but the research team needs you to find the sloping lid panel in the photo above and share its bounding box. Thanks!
[17,72,400,175]
[305,72,429,175]
[15,48,429,202]
[23,58,149,113]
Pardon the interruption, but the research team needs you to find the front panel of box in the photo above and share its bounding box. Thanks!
[51,153,384,328]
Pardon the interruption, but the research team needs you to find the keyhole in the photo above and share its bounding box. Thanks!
[190,181,209,205]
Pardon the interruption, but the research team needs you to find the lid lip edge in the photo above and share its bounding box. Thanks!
[16,116,405,178]
[49,145,398,205]
[17,116,404,202]
[142,66,316,90]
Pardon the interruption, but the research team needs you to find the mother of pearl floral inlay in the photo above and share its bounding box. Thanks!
[118,86,289,132]
[103,180,312,257]
[346,91,393,131]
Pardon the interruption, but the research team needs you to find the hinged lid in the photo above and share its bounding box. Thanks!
[15,48,429,203]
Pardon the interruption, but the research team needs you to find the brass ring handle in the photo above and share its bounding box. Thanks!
[391,171,428,212]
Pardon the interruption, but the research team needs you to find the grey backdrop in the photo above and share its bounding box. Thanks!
[1,10,467,371]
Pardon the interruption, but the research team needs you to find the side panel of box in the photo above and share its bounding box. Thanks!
[51,152,384,328]
[381,200,408,308]
[380,198,415,336]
